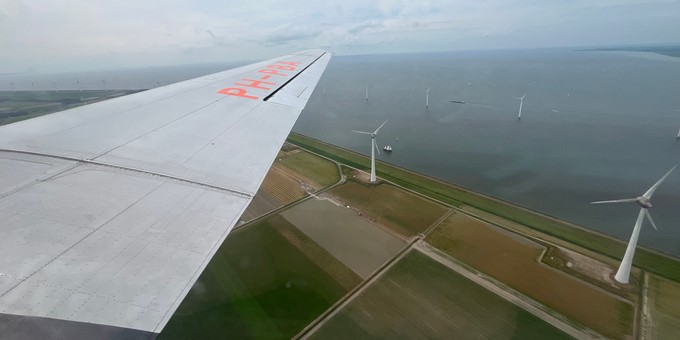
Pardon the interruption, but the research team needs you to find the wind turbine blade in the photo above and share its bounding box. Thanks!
[373,120,388,134]
[351,130,372,135]
[644,209,658,230]
[374,139,381,155]
[522,94,527,99]
[643,165,677,199]
[590,198,639,204]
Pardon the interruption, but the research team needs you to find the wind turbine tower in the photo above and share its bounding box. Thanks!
[515,94,527,120]
[352,120,388,183]
[425,88,430,108]
[365,85,369,101]
[591,165,676,283]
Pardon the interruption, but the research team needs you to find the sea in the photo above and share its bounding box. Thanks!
[3,48,680,257]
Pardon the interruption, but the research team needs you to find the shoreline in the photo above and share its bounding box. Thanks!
[287,132,680,282]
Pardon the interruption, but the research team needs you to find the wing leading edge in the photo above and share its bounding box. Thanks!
[0,50,331,335]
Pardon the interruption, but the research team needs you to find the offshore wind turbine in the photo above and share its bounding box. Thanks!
[352,120,388,183]
[515,94,527,120]
[591,165,676,283]
[425,88,430,108]
[365,85,369,101]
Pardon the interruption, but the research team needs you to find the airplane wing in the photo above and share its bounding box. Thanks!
[0,50,331,338]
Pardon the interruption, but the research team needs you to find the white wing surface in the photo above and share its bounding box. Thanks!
[0,50,331,336]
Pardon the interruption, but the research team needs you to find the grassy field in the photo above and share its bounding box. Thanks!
[309,250,571,339]
[278,149,339,188]
[427,211,635,339]
[287,133,680,283]
[646,274,680,339]
[328,181,449,237]
[160,214,361,339]
[281,198,406,278]
[242,150,339,222]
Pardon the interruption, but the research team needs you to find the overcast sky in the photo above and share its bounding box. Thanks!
[1,0,679,73]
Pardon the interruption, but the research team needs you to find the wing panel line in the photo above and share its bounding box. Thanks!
[0,181,167,300]
[0,149,252,199]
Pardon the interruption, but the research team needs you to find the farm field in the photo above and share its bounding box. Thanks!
[160,214,361,339]
[278,149,340,188]
[426,211,635,339]
[328,181,449,237]
[646,273,680,339]
[240,150,339,223]
[281,198,406,278]
[309,250,571,339]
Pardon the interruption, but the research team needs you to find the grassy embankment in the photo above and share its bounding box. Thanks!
[286,133,680,283]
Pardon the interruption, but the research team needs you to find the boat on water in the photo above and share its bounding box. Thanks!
[450,100,466,104]
[383,145,393,152]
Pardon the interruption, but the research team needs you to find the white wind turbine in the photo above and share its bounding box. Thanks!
[515,94,527,120]
[352,120,388,183]
[591,165,677,283]
[425,88,430,108]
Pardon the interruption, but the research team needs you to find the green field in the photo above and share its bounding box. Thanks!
[278,149,340,188]
[647,274,680,339]
[287,133,680,283]
[328,180,449,237]
[309,250,572,339]
[160,214,361,339]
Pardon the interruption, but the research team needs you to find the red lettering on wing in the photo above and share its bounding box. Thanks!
[218,87,258,100]
[278,61,301,66]
[259,69,288,76]
[235,78,276,90]
[267,64,295,71]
